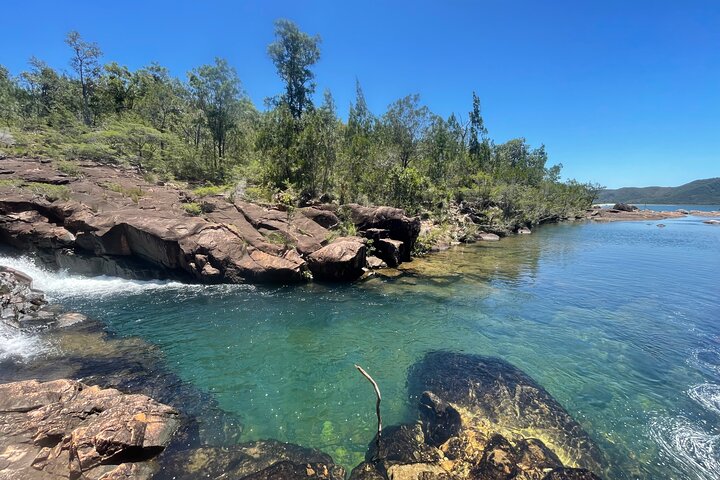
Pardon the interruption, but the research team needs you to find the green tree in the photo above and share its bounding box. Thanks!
[65,31,102,126]
[267,19,321,120]
[188,58,244,165]
[0,66,18,126]
[381,94,430,169]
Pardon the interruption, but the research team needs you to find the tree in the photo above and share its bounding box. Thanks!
[65,31,102,126]
[0,66,18,126]
[468,92,490,170]
[188,58,243,165]
[381,94,430,169]
[267,19,321,120]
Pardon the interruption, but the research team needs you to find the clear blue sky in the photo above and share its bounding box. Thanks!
[2,0,718,188]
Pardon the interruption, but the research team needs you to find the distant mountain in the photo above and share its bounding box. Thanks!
[597,178,720,205]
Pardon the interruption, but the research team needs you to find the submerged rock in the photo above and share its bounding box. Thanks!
[0,378,179,480]
[354,351,606,480]
[408,352,605,473]
[156,440,345,480]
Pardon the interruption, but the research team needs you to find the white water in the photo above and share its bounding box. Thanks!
[0,253,253,361]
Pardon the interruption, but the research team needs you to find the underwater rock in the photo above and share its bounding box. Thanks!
[408,352,605,473]
[471,434,519,480]
[541,468,601,480]
[156,440,345,480]
[0,378,179,480]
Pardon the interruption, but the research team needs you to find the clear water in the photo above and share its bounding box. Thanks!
[2,213,720,479]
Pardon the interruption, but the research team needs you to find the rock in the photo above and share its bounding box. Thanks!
[1,266,46,324]
[517,228,532,235]
[367,255,387,269]
[349,461,386,480]
[346,204,420,261]
[408,352,605,473]
[677,209,689,214]
[612,203,638,212]
[300,206,340,229]
[55,311,87,328]
[368,423,442,466]
[656,224,666,228]
[376,238,404,267]
[541,468,602,480]
[386,463,452,480]
[516,438,564,478]
[703,219,720,225]
[479,233,500,241]
[0,379,179,480]
[308,237,366,281]
[419,391,462,447]
[160,440,345,480]
[471,434,519,480]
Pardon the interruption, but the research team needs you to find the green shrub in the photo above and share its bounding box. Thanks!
[26,182,71,202]
[56,160,82,176]
[103,182,143,203]
[192,185,228,197]
[182,202,202,216]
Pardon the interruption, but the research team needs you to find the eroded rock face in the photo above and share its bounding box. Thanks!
[346,204,420,261]
[0,379,179,480]
[0,158,420,284]
[156,440,345,480]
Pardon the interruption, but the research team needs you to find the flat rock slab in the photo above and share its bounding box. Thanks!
[0,379,179,480]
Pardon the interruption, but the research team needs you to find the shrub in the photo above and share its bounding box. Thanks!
[26,182,71,201]
[182,202,202,216]
[192,185,228,197]
[56,160,82,176]
[103,182,143,203]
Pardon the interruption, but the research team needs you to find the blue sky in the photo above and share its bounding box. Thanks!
[2,0,718,188]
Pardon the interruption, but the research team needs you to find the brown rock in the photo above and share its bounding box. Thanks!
[346,204,420,261]
[308,238,366,281]
[0,379,178,480]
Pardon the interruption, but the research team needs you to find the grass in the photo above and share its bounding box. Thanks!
[55,160,83,177]
[103,182,144,203]
[26,182,71,202]
[0,179,22,189]
[192,185,228,197]
[182,202,202,216]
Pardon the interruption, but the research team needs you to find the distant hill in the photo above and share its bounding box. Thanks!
[597,178,720,205]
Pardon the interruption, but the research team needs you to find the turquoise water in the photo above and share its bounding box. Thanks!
[2,214,720,478]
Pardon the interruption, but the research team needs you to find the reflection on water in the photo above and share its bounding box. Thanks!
[2,214,720,478]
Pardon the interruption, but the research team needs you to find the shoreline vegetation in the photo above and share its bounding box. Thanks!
[1,21,600,265]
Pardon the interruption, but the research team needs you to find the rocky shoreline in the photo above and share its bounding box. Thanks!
[1,266,608,479]
[0,157,422,284]
[585,203,720,222]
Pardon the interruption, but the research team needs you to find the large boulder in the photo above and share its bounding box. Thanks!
[612,203,637,212]
[307,237,366,281]
[0,379,179,480]
[408,352,605,473]
[346,204,420,261]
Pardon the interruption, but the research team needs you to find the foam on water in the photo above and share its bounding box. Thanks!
[649,416,720,480]
[0,254,252,302]
[689,383,720,417]
[0,323,48,361]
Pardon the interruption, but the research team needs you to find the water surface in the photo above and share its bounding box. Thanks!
[2,214,720,479]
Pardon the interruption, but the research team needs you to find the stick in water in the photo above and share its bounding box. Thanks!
[354,364,382,444]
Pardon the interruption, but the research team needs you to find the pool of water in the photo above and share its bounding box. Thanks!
[2,213,719,478]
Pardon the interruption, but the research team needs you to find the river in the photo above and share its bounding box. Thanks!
[1,213,719,479]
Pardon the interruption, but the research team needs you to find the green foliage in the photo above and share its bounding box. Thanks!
[182,202,202,216]
[26,182,70,201]
[55,160,82,176]
[192,185,228,197]
[103,182,143,203]
[0,25,600,234]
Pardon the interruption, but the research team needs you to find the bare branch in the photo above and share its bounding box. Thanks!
[355,364,382,444]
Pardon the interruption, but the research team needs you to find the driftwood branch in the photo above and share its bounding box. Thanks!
[355,364,382,446]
